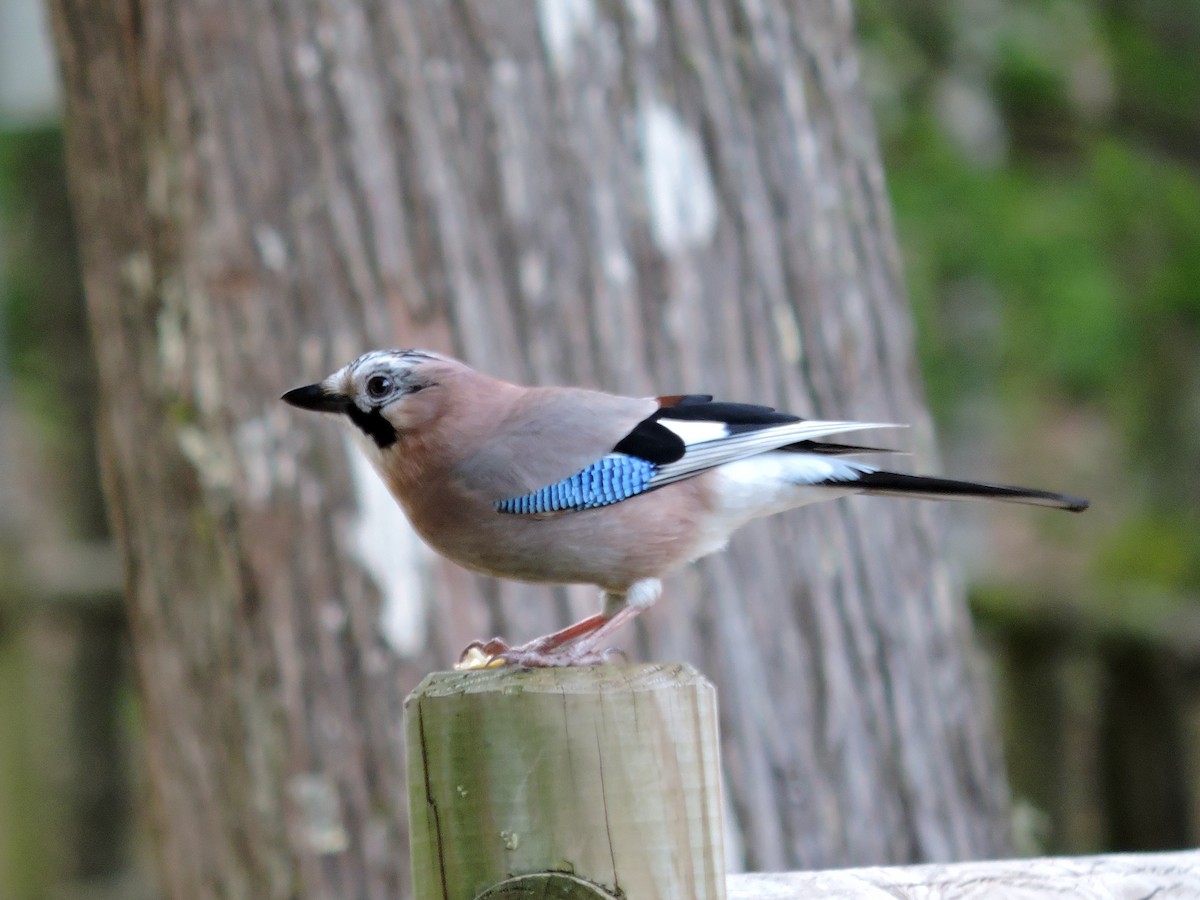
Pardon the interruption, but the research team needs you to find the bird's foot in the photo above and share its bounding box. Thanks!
[455,637,514,670]
[454,636,625,669]
[455,605,644,669]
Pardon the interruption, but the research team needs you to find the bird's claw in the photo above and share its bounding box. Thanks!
[462,637,511,656]
[454,646,508,670]
[454,638,512,670]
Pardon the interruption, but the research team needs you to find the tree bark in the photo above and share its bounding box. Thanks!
[47,0,1011,895]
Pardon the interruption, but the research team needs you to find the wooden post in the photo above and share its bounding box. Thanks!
[404,663,725,900]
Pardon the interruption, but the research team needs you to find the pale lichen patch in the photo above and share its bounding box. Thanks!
[625,0,658,45]
[639,101,719,253]
[537,0,595,72]
[156,295,187,391]
[288,773,349,855]
[177,425,235,494]
[772,300,804,364]
[254,225,289,273]
[233,409,298,504]
[121,250,154,299]
[342,437,434,656]
[294,41,321,80]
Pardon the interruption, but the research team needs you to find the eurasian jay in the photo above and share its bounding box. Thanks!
[283,349,1088,666]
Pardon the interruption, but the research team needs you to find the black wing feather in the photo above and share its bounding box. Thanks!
[657,399,799,431]
[611,420,687,464]
[612,395,898,463]
[786,440,895,455]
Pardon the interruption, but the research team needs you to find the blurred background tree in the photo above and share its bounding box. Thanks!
[2,0,1199,896]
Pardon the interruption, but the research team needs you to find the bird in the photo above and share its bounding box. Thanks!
[282,349,1088,667]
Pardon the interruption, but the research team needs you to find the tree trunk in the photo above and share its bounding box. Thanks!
[47,0,1011,895]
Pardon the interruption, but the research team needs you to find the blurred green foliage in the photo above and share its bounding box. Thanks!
[858,0,1200,594]
[0,128,85,423]
[0,127,106,538]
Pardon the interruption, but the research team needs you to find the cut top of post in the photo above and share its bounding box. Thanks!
[409,660,708,698]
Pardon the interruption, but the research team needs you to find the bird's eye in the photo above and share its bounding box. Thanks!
[365,374,393,399]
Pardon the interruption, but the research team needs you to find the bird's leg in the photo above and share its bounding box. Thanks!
[457,579,662,668]
[525,604,642,666]
[505,580,661,666]
[475,616,626,667]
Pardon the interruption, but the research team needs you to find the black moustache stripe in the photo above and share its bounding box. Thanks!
[346,404,398,449]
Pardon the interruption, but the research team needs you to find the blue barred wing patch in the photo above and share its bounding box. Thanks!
[494,454,658,515]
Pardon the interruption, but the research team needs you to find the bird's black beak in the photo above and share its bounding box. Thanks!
[281,383,350,414]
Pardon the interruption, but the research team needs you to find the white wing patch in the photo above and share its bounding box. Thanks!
[659,418,730,444]
[649,419,896,489]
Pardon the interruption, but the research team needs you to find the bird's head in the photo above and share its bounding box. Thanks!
[282,349,458,449]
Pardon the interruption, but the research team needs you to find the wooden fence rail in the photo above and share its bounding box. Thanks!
[728,850,1200,898]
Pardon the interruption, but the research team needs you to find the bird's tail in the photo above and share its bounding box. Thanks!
[852,470,1089,512]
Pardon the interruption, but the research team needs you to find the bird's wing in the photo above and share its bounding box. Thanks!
[453,386,659,500]
[492,395,897,515]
